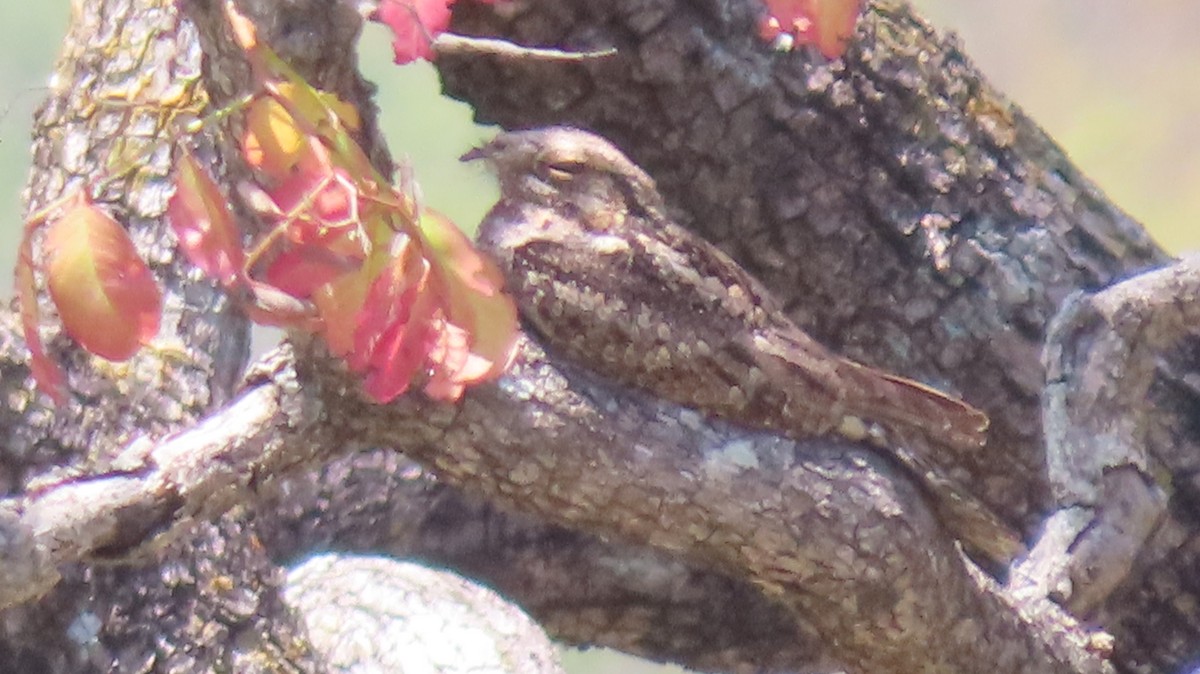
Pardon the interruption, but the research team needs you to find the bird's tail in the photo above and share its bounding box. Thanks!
[839,361,1026,566]
[839,360,990,452]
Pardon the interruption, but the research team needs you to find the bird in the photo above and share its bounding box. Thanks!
[463,126,1023,565]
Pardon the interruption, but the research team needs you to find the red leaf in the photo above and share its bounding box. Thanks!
[808,0,861,58]
[335,207,522,403]
[44,201,162,361]
[760,0,862,58]
[422,319,497,401]
[263,244,360,299]
[313,267,373,357]
[271,164,361,238]
[241,84,361,183]
[418,208,518,393]
[356,253,440,402]
[374,0,453,65]
[350,237,426,372]
[15,226,66,403]
[168,148,245,286]
[360,299,438,403]
[242,94,316,181]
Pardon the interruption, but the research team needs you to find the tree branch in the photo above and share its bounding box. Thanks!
[1040,256,1200,667]
[1,330,1111,672]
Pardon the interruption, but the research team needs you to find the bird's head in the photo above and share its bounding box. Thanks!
[462,127,665,231]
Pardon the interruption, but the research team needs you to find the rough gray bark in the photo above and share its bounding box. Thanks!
[0,0,1196,672]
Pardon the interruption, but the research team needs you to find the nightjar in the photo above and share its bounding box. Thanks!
[465,127,1022,565]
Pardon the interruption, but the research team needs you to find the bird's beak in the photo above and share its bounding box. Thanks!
[459,145,489,163]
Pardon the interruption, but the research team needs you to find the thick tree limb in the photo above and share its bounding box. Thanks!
[1041,256,1200,669]
[0,332,1110,672]
[255,449,816,673]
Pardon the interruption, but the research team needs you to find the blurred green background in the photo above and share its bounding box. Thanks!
[2,2,1199,672]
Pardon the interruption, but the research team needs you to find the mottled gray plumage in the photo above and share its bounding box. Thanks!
[466,127,1022,565]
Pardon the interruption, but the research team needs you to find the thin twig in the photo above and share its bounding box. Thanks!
[433,33,616,61]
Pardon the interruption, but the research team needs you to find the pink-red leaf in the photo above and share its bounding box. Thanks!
[355,250,438,402]
[760,0,862,59]
[272,165,361,239]
[313,266,373,357]
[350,236,426,373]
[169,148,244,286]
[374,0,452,65]
[418,208,518,396]
[15,227,66,403]
[422,319,494,401]
[44,201,162,361]
[263,244,360,299]
[241,85,361,182]
[242,94,317,181]
[338,208,520,403]
[360,303,438,402]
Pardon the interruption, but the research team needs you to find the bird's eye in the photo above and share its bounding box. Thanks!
[540,160,583,182]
